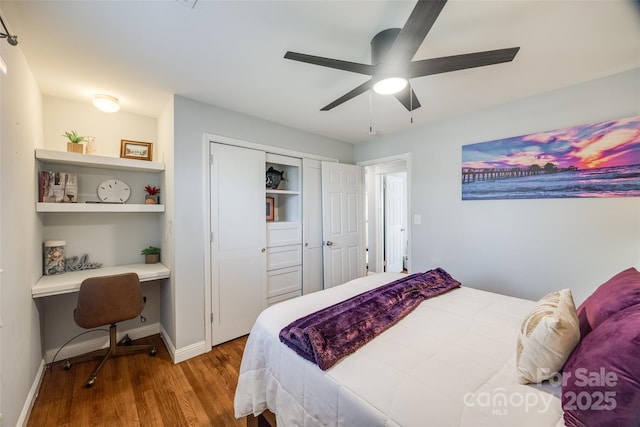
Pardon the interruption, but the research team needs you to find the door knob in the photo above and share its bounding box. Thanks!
[326,241,334,246]
[261,248,266,253]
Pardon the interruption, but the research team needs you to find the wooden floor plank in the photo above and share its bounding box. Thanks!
[27,334,249,427]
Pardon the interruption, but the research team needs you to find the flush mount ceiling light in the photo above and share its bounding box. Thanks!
[93,94,120,113]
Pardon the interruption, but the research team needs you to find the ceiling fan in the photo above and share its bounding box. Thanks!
[284,0,520,112]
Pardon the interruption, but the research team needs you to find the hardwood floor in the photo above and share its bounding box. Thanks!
[27,334,249,427]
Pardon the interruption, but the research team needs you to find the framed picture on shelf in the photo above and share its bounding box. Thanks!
[120,140,153,161]
[266,196,275,221]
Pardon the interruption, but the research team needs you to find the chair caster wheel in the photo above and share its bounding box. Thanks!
[63,360,72,370]
[150,346,157,356]
[85,377,96,388]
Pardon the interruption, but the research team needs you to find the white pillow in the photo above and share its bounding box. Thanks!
[516,288,580,384]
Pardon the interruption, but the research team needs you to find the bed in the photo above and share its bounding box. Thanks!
[235,267,640,426]
[234,271,566,426]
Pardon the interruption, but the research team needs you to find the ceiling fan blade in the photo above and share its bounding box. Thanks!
[408,47,520,78]
[285,51,374,75]
[385,0,448,65]
[394,86,421,111]
[321,80,373,111]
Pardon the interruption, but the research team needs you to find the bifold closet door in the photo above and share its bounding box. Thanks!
[210,143,266,345]
[302,158,324,294]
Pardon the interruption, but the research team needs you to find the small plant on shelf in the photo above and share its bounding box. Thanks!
[63,130,86,153]
[141,246,160,264]
[63,130,86,143]
[144,185,161,204]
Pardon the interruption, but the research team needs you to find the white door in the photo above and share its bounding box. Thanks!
[384,173,406,272]
[302,158,324,294]
[210,143,266,345]
[321,162,365,288]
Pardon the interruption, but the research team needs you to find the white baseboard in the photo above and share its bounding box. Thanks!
[159,324,176,361]
[159,324,207,364]
[174,340,207,364]
[17,359,45,427]
[44,322,161,364]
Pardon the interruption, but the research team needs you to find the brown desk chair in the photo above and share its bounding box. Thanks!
[65,272,156,387]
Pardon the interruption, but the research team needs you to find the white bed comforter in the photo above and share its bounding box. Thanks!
[235,273,564,427]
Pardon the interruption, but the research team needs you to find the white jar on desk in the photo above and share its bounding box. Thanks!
[44,240,66,275]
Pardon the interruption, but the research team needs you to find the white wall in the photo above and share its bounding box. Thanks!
[169,95,353,352]
[0,29,44,426]
[157,98,175,347]
[355,68,640,305]
[43,96,157,158]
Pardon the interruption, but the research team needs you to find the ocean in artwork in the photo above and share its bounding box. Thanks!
[462,163,640,200]
[461,116,640,200]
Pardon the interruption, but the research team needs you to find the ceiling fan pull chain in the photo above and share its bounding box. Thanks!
[409,79,414,125]
[369,91,374,135]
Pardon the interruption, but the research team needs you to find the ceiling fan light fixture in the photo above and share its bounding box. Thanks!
[93,94,120,113]
[372,77,407,95]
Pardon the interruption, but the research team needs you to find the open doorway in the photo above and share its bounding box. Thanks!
[362,155,410,274]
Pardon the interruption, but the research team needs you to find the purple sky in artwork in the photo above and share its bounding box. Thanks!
[462,116,640,170]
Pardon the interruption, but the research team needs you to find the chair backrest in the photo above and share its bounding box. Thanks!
[74,272,144,329]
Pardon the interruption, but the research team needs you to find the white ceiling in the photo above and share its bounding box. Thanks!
[2,0,639,144]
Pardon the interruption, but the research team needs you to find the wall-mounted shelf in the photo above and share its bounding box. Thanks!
[36,202,165,213]
[35,149,165,212]
[265,189,300,196]
[35,149,165,173]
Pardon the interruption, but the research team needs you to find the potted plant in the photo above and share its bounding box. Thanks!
[141,246,160,264]
[63,130,86,153]
[144,185,160,204]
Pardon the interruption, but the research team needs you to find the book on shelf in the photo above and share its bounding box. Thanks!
[39,171,78,203]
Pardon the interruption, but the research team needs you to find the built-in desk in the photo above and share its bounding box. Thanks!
[32,263,170,298]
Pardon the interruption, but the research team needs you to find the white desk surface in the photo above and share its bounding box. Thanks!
[32,263,170,298]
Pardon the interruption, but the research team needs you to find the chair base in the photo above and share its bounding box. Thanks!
[64,324,156,387]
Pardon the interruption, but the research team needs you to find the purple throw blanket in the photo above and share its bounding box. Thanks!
[279,268,461,370]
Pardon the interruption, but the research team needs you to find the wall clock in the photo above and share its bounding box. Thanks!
[97,179,131,203]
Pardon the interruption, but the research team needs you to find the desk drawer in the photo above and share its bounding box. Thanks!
[267,245,301,271]
[267,266,301,298]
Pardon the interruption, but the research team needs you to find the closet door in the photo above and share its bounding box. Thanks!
[210,143,266,345]
[302,158,323,294]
